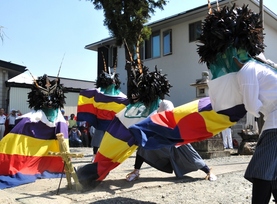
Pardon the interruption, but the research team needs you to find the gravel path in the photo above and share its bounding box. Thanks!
[87,156,254,204]
[2,148,270,204]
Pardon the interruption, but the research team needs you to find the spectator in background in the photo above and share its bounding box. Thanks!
[69,125,82,147]
[0,108,6,140]
[89,125,95,148]
[68,113,77,132]
[7,109,22,132]
[221,127,233,149]
[77,121,90,147]
[79,121,89,147]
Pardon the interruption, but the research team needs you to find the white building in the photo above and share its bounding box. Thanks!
[85,0,277,106]
[5,71,95,116]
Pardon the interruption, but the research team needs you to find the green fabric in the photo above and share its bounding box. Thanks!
[42,108,58,122]
[208,47,251,79]
[124,99,160,118]
[100,84,121,95]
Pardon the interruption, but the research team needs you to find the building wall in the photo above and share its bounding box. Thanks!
[113,3,277,107]
[0,70,4,109]
[263,24,277,61]
[0,69,9,109]
[115,17,206,106]
[8,87,30,114]
[62,92,80,118]
[8,87,80,117]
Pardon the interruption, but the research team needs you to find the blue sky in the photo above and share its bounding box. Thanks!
[0,0,276,81]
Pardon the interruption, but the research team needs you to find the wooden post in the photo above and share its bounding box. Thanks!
[48,133,84,191]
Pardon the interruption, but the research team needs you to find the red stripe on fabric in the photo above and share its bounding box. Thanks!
[0,154,64,175]
[150,111,176,129]
[78,104,116,120]
[94,152,120,181]
[177,112,213,145]
[97,109,116,120]
[78,104,96,114]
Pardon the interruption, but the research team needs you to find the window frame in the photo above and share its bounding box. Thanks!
[163,29,172,56]
[189,20,202,42]
[144,30,161,59]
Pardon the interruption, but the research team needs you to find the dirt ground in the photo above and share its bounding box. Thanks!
[1,148,264,204]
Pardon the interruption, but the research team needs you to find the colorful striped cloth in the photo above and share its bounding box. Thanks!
[77,101,160,187]
[77,88,129,131]
[77,96,246,188]
[130,97,246,150]
[0,110,69,189]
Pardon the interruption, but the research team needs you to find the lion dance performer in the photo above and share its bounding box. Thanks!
[77,60,129,160]
[196,3,277,203]
[0,74,68,189]
[76,57,172,188]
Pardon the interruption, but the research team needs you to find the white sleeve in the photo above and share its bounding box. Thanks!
[208,73,243,112]
[237,64,262,117]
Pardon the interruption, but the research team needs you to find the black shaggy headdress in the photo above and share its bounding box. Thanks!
[96,51,121,90]
[96,71,121,90]
[197,4,265,65]
[127,60,172,107]
[27,74,66,110]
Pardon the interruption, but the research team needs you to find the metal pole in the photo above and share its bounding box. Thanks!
[258,0,264,132]
[260,0,264,29]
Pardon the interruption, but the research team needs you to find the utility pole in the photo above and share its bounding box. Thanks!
[257,0,265,133]
[260,0,264,29]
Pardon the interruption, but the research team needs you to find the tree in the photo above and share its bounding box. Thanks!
[89,0,167,95]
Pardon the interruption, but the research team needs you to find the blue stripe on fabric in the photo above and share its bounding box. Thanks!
[11,118,68,139]
[0,171,64,189]
[107,117,137,147]
[80,89,129,105]
[76,112,111,131]
[129,117,182,150]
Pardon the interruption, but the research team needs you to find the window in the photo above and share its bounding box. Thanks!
[199,88,205,94]
[152,32,160,58]
[145,31,161,59]
[163,29,172,56]
[145,39,151,59]
[189,21,202,42]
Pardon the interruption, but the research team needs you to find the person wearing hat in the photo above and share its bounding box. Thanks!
[7,109,21,133]
[197,4,277,203]
[69,125,82,147]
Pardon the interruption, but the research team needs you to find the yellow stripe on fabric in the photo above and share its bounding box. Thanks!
[200,111,236,135]
[0,133,67,156]
[78,95,126,113]
[172,100,199,123]
[78,95,94,106]
[98,132,138,164]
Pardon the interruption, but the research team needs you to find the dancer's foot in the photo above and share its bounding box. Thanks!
[205,169,217,181]
[126,169,140,181]
[206,172,217,181]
